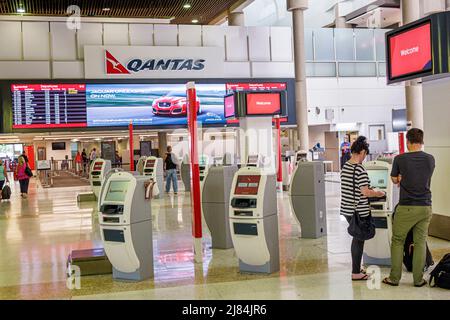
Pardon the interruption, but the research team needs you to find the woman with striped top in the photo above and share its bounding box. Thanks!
[341,136,385,281]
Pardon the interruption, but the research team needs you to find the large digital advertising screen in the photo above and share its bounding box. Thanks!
[387,21,432,82]
[11,81,292,129]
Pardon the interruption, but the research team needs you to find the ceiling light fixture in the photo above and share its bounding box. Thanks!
[102,7,111,11]
[17,7,25,13]
[191,19,199,23]
[183,4,191,9]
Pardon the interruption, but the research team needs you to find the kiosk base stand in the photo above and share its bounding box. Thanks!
[67,248,112,276]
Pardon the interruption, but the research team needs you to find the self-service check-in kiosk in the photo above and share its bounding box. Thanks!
[90,159,112,199]
[143,157,164,199]
[199,155,210,184]
[202,165,238,249]
[362,160,399,266]
[289,161,327,239]
[99,171,153,281]
[229,167,279,273]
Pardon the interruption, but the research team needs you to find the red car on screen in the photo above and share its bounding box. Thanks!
[152,92,201,116]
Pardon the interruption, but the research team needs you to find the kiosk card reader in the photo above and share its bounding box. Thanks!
[99,171,153,281]
[362,160,399,266]
[229,167,279,273]
[202,165,238,249]
[90,159,112,199]
[289,161,327,239]
[143,157,164,199]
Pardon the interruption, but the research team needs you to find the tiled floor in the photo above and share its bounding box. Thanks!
[0,174,449,300]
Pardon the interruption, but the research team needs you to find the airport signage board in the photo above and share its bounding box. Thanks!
[84,46,225,79]
[386,11,450,84]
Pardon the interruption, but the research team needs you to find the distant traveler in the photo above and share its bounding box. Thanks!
[16,156,31,198]
[0,159,9,199]
[383,128,435,288]
[81,149,88,174]
[89,148,97,165]
[164,146,179,194]
[340,136,385,281]
[75,152,82,175]
[340,136,351,169]
[115,150,122,167]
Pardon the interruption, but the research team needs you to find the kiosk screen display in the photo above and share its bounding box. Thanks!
[367,169,388,189]
[235,175,261,195]
[105,181,129,202]
[145,160,156,168]
[246,93,281,116]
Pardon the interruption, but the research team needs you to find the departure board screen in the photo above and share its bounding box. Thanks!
[11,84,87,129]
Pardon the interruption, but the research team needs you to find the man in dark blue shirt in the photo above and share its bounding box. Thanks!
[383,128,435,287]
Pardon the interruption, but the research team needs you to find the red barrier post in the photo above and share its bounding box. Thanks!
[186,82,202,262]
[129,121,134,171]
[398,132,405,154]
[274,116,283,184]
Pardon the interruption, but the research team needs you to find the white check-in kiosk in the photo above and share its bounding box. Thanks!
[90,159,112,199]
[199,155,210,185]
[202,165,238,249]
[363,159,399,266]
[289,161,327,239]
[99,171,153,281]
[229,167,279,273]
[143,157,164,199]
[181,154,191,192]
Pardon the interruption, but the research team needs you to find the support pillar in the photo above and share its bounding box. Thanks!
[228,10,245,26]
[335,3,350,28]
[287,0,309,151]
[158,132,167,158]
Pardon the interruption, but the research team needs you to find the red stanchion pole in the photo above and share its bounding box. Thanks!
[398,132,405,154]
[186,81,202,262]
[129,121,134,171]
[275,116,283,184]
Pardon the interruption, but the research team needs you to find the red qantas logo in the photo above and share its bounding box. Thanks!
[105,50,130,74]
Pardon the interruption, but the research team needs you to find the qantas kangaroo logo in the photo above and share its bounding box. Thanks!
[105,50,130,74]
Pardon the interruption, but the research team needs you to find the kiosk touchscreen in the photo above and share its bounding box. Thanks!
[362,160,399,266]
[90,159,112,199]
[289,161,327,239]
[199,155,210,183]
[246,155,260,167]
[99,172,153,281]
[229,167,279,273]
[143,157,164,199]
[202,165,238,249]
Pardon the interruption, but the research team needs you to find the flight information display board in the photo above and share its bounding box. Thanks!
[11,84,87,129]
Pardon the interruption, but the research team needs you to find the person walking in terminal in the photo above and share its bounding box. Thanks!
[164,146,179,195]
[15,156,30,199]
[383,128,435,287]
[89,148,97,165]
[340,136,386,281]
[0,159,9,198]
[340,136,351,169]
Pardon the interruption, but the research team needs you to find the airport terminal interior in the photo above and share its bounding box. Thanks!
[1,0,450,300]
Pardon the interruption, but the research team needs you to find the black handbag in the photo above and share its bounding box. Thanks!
[347,164,376,241]
[25,165,33,177]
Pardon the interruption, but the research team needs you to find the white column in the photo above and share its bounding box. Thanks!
[447,0,450,10]
[335,3,350,28]
[287,0,309,151]
[228,11,245,26]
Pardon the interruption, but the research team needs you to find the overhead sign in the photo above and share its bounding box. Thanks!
[85,46,225,79]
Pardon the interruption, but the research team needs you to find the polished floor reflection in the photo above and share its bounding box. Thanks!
[0,175,449,300]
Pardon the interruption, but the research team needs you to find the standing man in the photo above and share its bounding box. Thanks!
[89,148,97,165]
[164,146,179,195]
[383,128,435,287]
[81,149,88,175]
[340,136,351,169]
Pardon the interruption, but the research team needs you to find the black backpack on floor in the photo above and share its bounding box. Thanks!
[429,253,450,289]
[403,229,434,272]
[1,183,11,200]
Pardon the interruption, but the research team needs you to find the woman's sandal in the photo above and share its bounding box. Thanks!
[352,274,370,281]
[414,279,428,287]
[382,277,399,286]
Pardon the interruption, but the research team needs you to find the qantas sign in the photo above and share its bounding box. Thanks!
[105,50,206,75]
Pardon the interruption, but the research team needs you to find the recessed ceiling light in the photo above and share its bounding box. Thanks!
[102,7,111,11]
[192,19,199,23]
[183,3,191,9]
[17,7,25,13]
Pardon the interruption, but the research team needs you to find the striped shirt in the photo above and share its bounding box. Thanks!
[340,162,371,217]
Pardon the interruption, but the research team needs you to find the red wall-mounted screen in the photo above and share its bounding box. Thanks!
[235,175,261,195]
[388,21,432,80]
[224,95,235,118]
[246,93,281,116]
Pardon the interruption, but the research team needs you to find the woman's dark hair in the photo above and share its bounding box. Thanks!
[406,128,424,144]
[351,136,370,155]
